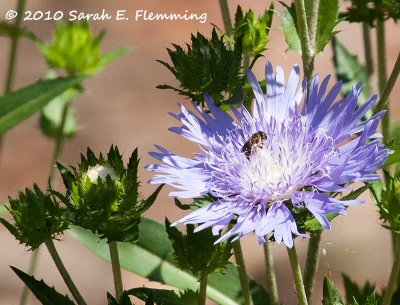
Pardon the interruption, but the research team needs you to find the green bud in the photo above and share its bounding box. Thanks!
[56,146,163,243]
[157,28,243,107]
[233,5,274,56]
[165,219,232,277]
[0,184,68,250]
[37,21,105,75]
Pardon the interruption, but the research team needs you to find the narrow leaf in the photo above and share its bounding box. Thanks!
[40,86,80,139]
[278,3,301,54]
[331,38,371,110]
[385,142,400,167]
[0,203,8,217]
[128,287,198,305]
[11,266,75,305]
[69,218,269,305]
[314,0,340,52]
[0,75,86,134]
[323,276,344,305]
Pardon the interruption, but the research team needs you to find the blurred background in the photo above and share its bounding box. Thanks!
[0,0,399,304]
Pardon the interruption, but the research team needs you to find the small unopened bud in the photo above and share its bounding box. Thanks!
[86,164,116,184]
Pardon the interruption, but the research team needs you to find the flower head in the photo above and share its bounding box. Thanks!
[147,61,390,248]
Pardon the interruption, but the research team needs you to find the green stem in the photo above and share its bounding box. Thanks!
[362,23,374,84]
[109,241,124,301]
[4,0,26,93]
[287,244,308,305]
[307,0,319,52]
[197,271,208,305]
[19,248,40,305]
[376,19,389,141]
[303,231,322,304]
[375,51,400,114]
[382,234,400,305]
[45,240,87,305]
[233,240,254,305]
[0,0,27,170]
[263,240,279,305]
[294,0,314,88]
[20,104,72,304]
[218,0,232,33]
[48,103,70,181]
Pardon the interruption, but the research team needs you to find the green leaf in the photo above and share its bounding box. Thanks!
[107,291,134,305]
[98,48,131,71]
[323,276,344,305]
[0,75,86,134]
[342,273,376,305]
[68,218,270,305]
[39,86,80,139]
[313,0,340,53]
[128,287,198,305]
[0,203,8,217]
[385,142,400,167]
[279,3,301,54]
[331,38,371,114]
[11,266,75,305]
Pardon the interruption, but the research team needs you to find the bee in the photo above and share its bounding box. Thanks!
[241,131,267,158]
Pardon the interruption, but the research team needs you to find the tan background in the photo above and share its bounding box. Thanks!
[0,0,399,304]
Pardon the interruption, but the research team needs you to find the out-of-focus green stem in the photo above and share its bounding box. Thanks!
[1,0,27,163]
[233,240,254,305]
[4,0,26,93]
[109,241,124,301]
[218,0,232,33]
[376,51,400,114]
[19,249,40,305]
[287,244,308,305]
[197,271,208,305]
[48,103,70,181]
[263,240,278,305]
[45,240,87,305]
[362,23,374,85]
[382,234,400,305]
[376,20,389,141]
[303,231,322,304]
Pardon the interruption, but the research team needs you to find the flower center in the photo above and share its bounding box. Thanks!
[240,137,294,201]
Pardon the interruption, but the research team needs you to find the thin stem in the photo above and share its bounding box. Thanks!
[0,0,27,172]
[19,249,40,305]
[109,241,124,301]
[294,0,314,87]
[20,103,71,305]
[362,23,374,84]
[303,231,322,304]
[375,51,400,114]
[307,0,319,52]
[376,19,389,141]
[197,271,208,305]
[382,234,400,305]
[45,240,87,305]
[218,0,232,33]
[48,103,70,181]
[233,240,254,305]
[263,240,279,305]
[287,244,308,305]
[4,0,26,93]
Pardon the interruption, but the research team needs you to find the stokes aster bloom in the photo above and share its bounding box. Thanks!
[147,61,390,248]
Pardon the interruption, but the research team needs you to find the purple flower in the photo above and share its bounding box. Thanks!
[147,61,390,248]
